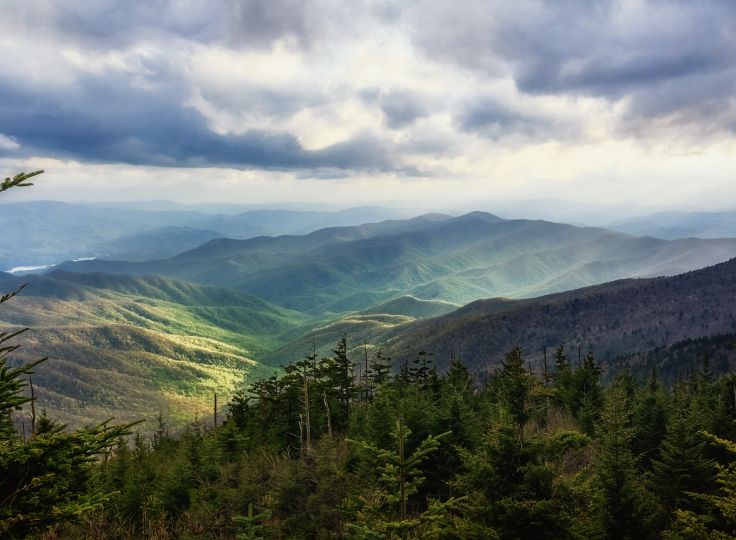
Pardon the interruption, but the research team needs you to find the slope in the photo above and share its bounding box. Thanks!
[0,271,306,428]
[375,257,736,375]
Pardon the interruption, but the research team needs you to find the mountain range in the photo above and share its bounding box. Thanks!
[4,210,736,428]
[58,211,736,314]
[606,210,736,240]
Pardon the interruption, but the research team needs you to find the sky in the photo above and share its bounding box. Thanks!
[1,0,735,216]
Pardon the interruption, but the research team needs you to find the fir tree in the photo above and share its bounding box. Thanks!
[652,384,716,514]
[498,346,531,429]
[596,382,655,539]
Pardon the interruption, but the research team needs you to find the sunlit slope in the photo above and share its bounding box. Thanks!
[0,271,306,428]
[263,296,459,364]
[60,212,736,315]
[378,257,736,374]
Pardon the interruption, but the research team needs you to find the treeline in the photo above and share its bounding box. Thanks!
[38,338,736,539]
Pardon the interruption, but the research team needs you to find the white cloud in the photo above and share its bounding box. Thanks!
[0,134,20,150]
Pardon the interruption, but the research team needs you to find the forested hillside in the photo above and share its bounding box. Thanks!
[6,229,736,428]
[29,339,736,539]
[0,271,304,427]
[267,258,736,376]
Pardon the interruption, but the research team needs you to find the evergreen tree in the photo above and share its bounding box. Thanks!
[232,503,271,540]
[319,336,354,431]
[368,349,393,388]
[348,418,460,538]
[652,383,716,515]
[596,382,655,539]
[632,368,669,468]
[573,353,604,433]
[667,433,736,539]
[498,346,531,429]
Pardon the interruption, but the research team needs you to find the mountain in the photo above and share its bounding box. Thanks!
[369,257,736,376]
[607,210,736,239]
[91,226,224,261]
[9,211,736,426]
[58,212,736,316]
[0,201,416,270]
[0,271,307,428]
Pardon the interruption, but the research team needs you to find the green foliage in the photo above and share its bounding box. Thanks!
[0,418,134,538]
[666,432,736,539]
[1,170,43,192]
[498,346,531,428]
[350,419,450,519]
[348,418,462,538]
[652,383,716,515]
[596,381,656,539]
[232,503,271,540]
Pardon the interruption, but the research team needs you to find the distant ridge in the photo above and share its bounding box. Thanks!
[607,210,736,239]
[58,211,736,315]
[0,201,418,269]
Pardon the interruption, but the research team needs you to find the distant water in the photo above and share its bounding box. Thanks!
[5,257,96,274]
[6,264,54,274]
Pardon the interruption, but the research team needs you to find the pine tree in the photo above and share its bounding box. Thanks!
[596,382,655,539]
[667,433,736,539]
[651,384,716,514]
[348,419,459,537]
[232,503,271,540]
[551,345,573,407]
[571,353,604,434]
[319,336,354,431]
[632,368,669,468]
[498,346,531,429]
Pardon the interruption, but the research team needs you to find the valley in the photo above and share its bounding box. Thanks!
[4,210,736,428]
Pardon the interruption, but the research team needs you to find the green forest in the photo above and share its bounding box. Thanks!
[3,332,736,538]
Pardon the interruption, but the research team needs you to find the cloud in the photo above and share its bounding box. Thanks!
[0,65,399,172]
[0,134,20,150]
[456,98,552,140]
[1,0,735,199]
[408,0,736,134]
[378,90,430,129]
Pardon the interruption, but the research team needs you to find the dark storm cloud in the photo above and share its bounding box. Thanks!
[456,98,552,140]
[378,90,430,129]
[224,0,314,49]
[0,70,395,172]
[410,0,736,132]
[3,0,322,51]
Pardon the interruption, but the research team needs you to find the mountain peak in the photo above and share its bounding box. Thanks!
[456,211,505,223]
